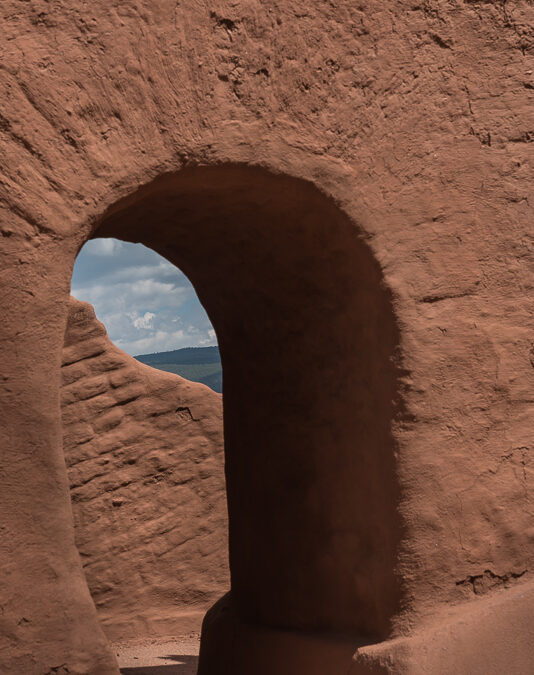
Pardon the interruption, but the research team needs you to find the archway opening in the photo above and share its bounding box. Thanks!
[71,164,404,669]
[63,239,228,654]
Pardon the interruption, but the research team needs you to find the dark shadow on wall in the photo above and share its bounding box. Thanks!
[94,164,407,645]
[121,654,198,675]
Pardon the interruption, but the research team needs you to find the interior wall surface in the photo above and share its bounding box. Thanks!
[0,1,533,673]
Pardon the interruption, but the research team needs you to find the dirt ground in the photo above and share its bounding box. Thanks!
[115,636,200,675]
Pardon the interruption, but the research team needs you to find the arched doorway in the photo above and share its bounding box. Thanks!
[83,164,404,673]
[62,281,228,655]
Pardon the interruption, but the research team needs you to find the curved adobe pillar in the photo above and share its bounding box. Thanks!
[0,231,119,674]
[96,165,405,672]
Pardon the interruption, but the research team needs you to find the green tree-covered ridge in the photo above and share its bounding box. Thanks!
[134,346,222,393]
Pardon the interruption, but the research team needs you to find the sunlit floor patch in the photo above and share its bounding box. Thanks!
[115,635,200,675]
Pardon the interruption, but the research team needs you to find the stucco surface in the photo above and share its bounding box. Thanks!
[0,1,533,673]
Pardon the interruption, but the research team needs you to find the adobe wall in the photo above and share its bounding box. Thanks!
[62,297,228,642]
[0,1,533,674]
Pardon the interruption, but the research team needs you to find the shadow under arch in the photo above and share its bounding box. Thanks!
[94,164,404,669]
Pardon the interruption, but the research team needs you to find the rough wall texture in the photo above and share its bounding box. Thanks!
[62,297,228,642]
[0,1,533,674]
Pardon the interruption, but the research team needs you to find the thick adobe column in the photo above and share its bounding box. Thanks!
[0,224,119,674]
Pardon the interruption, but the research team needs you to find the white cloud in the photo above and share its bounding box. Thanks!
[71,279,189,315]
[129,312,156,330]
[110,261,177,283]
[83,238,123,256]
[131,311,155,330]
[71,238,217,356]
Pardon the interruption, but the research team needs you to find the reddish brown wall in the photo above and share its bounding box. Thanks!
[0,1,533,673]
[62,297,228,642]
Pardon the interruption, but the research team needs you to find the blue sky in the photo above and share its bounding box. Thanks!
[71,238,217,355]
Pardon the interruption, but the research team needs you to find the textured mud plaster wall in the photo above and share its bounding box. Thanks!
[62,297,228,641]
[0,1,533,674]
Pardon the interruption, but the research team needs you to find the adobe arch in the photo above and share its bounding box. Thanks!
[93,164,405,670]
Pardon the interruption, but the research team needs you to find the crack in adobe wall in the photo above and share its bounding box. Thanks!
[456,569,527,596]
[457,446,531,497]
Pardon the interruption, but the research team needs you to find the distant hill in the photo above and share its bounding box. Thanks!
[134,346,222,393]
